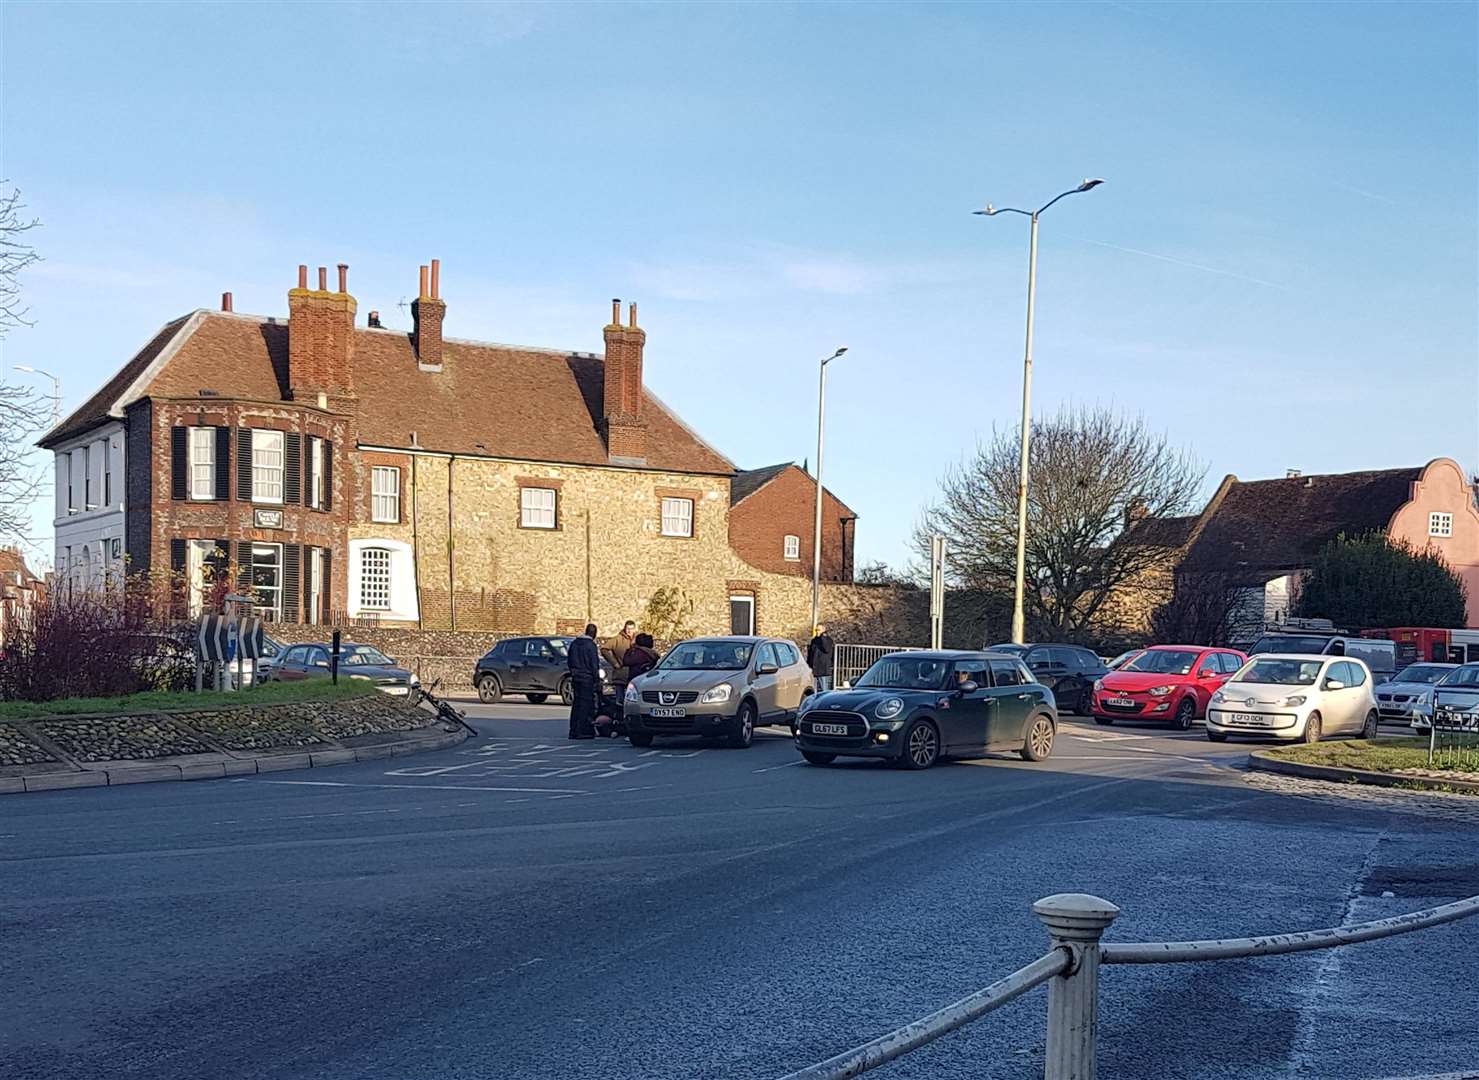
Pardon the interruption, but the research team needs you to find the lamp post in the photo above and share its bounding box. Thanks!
[12,364,61,423]
[811,347,848,632]
[974,178,1104,644]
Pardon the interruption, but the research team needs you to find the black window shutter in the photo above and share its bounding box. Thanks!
[284,433,302,505]
[283,544,301,624]
[237,429,254,504]
[237,540,253,593]
[170,537,187,572]
[304,437,316,509]
[323,442,333,511]
[214,427,231,500]
[321,550,332,623]
[171,427,187,501]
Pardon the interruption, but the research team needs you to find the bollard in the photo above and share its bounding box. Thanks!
[1033,893,1121,1080]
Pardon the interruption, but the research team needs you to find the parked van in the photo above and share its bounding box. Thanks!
[1248,620,1397,681]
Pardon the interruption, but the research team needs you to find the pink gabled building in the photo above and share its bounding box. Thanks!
[1386,458,1479,625]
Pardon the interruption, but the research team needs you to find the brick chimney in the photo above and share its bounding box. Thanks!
[288,262,356,401]
[412,259,446,370]
[602,298,647,463]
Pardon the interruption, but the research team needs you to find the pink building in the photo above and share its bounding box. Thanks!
[1387,458,1479,626]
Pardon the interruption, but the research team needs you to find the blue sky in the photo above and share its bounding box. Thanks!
[3,1,1476,572]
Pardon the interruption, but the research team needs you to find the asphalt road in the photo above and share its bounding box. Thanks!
[2,703,1475,1080]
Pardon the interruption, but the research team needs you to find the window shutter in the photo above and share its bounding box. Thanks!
[284,432,302,504]
[170,537,187,572]
[237,429,253,504]
[171,427,187,501]
[322,442,333,511]
[321,550,332,623]
[283,544,301,624]
[214,427,231,500]
[237,540,253,593]
[304,438,316,510]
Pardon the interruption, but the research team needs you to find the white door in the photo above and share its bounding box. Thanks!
[186,540,214,617]
[306,548,324,625]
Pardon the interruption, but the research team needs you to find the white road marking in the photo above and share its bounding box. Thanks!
[752,759,806,774]
[256,780,592,795]
[1067,729,1150,742]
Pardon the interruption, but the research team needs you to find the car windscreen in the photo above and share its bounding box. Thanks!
[1439,665,1479,689]
[1232,658,1323,686]
[545,639,570,656]
[988,643,1027,654]
[1249,635,1330,655]
[1393,664,1452,685]
[657,640,752,670]
[856,655,951,691]
[1123,650,1199,675]
[341,646,393,666]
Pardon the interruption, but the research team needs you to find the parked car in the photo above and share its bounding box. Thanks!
[623,636,812,749]
[1425,663,1479,735]
[273,642,417,695]
[473,636,611,705]
[1105,650,1143,671]
[1090,645,1247,730]
[989,642,1106,715]
[227,633,283,689]
[1247,625,1397,681]
[794,650,1057,769]
[1372,662,1457,725]
[1205,653,1378,743]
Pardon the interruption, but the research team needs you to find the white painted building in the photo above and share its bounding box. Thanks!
[49,420,126,591]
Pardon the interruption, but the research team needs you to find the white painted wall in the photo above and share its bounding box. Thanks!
[52,422,126,588]
[346,538,419,623]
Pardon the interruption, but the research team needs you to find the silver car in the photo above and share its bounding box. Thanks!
[622,636,814,749]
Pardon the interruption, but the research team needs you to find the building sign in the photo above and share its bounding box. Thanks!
[254,508,284,529]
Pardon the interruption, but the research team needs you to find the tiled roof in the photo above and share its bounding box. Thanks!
[1123,513,1198,549]
[1179,467,1422,578]
[0,548,40,585]
[731,463,792,505]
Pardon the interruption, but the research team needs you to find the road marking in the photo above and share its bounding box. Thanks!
[752,759,805,774]
[256,780,592,795]
[1067,729,1150,742]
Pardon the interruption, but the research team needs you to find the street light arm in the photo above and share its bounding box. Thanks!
[975,206,1033,218]
[1037,178,1105,216]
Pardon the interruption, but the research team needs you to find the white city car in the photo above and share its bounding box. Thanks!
[1205,653,1379,744]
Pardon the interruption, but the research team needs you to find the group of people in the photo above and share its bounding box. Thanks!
[564,620,660,739]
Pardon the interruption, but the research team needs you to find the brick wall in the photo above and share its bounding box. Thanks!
[729,465,855,580]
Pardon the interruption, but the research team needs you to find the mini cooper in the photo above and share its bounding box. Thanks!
[793,650,1058,769]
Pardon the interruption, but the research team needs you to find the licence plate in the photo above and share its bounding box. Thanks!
[381,686,410,696]
[812,722,849,736]
[1221,712,1273,727]
[1105,697,1135,708]
[650,707,686,718]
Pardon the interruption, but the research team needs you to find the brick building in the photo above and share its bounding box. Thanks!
[729,462,856,581]
[39,262,859,638]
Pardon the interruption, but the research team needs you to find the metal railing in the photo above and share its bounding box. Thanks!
[1429,699,1479,770]
[833,643,920,688]
[778,890,1479,1080]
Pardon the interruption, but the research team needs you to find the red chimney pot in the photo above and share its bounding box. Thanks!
[221,292,233,312]
[419,264,429,298]
[297,265,308,289]
[430,259,440,299]
[317,266,327,291]
[337,263,348,293]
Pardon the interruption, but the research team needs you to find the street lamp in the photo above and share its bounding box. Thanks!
[12,364,61,424]
[811,346,848,632]
[974,178,1104,644]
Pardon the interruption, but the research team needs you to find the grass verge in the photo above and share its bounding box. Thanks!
[1262,737,1477,775]
[0,679,380,720]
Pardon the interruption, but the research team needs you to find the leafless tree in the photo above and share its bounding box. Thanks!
[0,184,41,336]
[915,405,1203,639]
[1150,571,1247,647]
[0,183,47,546]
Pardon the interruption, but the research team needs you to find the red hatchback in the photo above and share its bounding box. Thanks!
[1091,645,1247,730]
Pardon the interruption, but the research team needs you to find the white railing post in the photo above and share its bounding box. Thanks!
[1033,893,1121,1080]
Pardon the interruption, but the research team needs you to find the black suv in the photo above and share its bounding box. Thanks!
[988,643,1107,715]
[473,636,582,705]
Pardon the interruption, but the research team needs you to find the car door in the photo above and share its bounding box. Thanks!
[1342,660,1374,731]
[1323,661,1359,730]
[304,646,332,680]
[529,639,564,691]
[987,659,1035,749]
[276,645,308,681]
[942,659,993,754]
[1187,651,1224,715]
[749,643,782,720]
[1024,647,1064,692]
[773,641,807,710]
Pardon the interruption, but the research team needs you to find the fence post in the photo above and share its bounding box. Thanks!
[1033,893,1121,1080]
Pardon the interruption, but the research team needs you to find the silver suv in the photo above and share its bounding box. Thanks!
[622,636,814,749]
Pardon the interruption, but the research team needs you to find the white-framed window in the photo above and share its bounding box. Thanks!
[83,444,94,509]
[360,547,392,610]
[252,429,284,503]
[308,436,325,509]
[189,427,215,500]
[371,466,400,523]
[660,496,693,538]
[783,534,800,560]
[520,486,557,529]
[1430,512,1453,538]
[103,441,113,507]
[250,543,283,620]
[66,452,76,513]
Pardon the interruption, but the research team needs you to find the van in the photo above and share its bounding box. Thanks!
[1248,626,1397,681]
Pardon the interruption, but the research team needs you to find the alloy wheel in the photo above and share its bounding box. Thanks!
[559,677,575,706]
[907,722,938,768]
[1028,717,1054,759]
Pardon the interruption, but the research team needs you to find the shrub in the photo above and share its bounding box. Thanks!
[1294,532,1468,630]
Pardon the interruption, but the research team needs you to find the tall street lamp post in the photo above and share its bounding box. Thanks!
[12,364,61,423]
[974,179,1104,644]
[811,347,848,632]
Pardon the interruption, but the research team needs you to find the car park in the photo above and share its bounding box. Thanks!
[1426,663,1479,735]
[988,642,1106,715]
[1205,653,1378,743]
[1372,662,1457,725]
[794,650,1057,769]
[1090,645,1246,730]
[623,636,812,749]
[272,642,417,695]
[473,636,590,705]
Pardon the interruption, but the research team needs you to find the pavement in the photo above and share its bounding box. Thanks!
[1,703,1475,1080]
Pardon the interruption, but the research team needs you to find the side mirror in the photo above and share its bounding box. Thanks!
[314,660,330,669]
[1198,669,1218,679]
[756,662,779,676]
[1323,679,1345,691]
[957,680,979,694]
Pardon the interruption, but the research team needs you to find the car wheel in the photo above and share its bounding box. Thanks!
[801,751,836,766]
[1361,709,1379,740]
[1094,715,1114,726]
[1172,698,1196,731]
[627,732,653,748]
[477,674,502,704]
[899,719,940,770]
[526,693,548,704]
[728,701,757,749]
[1303,712,1323,744]
[559,677,575,706]
[1207,731,1229,743]
[1021,714,1056,761]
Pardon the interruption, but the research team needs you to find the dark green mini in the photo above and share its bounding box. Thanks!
[793,650,1058,769]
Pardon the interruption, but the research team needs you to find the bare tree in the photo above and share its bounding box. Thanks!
[0,182,47,547]
[1150,571,1247,646]
[915,405,1203,639]
[0,184,41,335]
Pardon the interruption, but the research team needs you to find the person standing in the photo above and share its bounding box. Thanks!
[567,623,601,739]
[807,623,835,692]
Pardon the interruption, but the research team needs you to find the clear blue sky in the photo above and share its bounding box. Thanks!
[4,1,1476,572]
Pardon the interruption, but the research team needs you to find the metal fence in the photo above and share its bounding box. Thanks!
[1429,705,1479,771]
[778,890,1479,1080]
[833,644,920,688]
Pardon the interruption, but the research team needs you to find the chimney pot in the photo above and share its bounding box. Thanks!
[628,301,637,328]
[368,310,382,328]
[297,265,308,289]
[317,266,327,291]
[337,263,348,293]
[419,264,429,298]
[611,298,621,325]
[221,291,233,312]
[430,259,440,299]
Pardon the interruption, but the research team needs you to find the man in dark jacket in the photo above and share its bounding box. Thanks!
[567,623,601,739]
[807,623,835,692]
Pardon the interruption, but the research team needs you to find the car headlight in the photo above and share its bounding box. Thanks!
[410,675,420,687]
[349,674,370,681]
[875,697,905,720]
[624,683,639,704]
[700,684,733,705]
[1413,691,1432,708]
[1281,694,1307,707]
[1147,685,1174,697]
[1093,679,1104,692]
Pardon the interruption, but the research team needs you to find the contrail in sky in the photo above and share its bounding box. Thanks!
[1077,238,1289,291]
